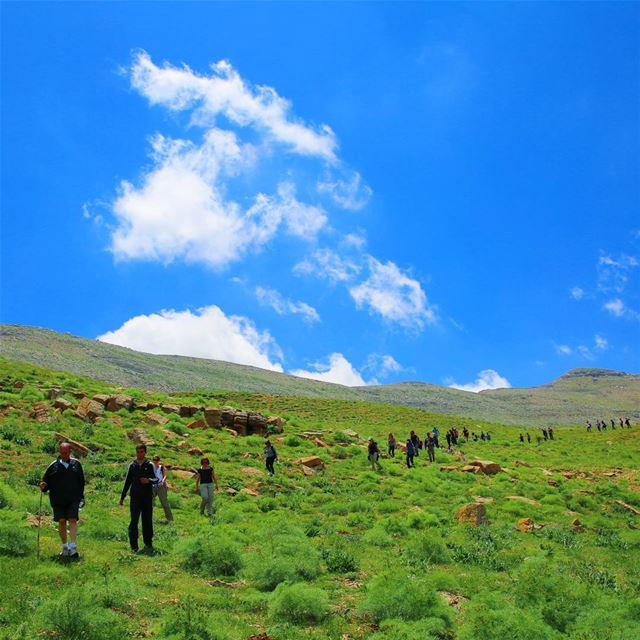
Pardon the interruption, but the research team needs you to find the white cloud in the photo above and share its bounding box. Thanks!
[555,344,573,356]
[597,253,638,294]
[130,51,337,160]
[343,232,367,249]
[448,369,511,393]
[294,248,362,283]
[365,353,403,379]
[594,334,608,351]
[290,353,366,386]
[255,286,320,323]
[569,287,585,300]
[317,172,372,210]
[349,257,436,329]
[577,345,594,360]
[97,306,283,372]
[603,298,625,317]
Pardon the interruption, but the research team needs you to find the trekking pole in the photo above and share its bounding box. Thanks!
[36,488,43,560]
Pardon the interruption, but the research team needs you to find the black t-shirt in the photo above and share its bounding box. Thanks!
[198,467,214,484]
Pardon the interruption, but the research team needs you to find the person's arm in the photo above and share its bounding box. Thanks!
[120,464,133,504]
[212,470,220,491]
[77,461,86,502]
[273,447,278,461]
[161,465,167,484]
[40,462,55,492]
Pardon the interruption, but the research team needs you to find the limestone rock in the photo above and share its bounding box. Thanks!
[440,466,458,472]
[241,466,263,477]
[76,397,104,423]
[188,447,204,456]
[54,433,90,457]
[187,419,206,430]
[127,428,155,447]
[47,387,62,400]
[467,460,503,475]
[221,408,237,426]
[506,496,540,506]
[53,397,74,412]
[92,394,111,406]
[266,416,286,433]
[516,518,543,533]
[462,464,482,474]
[161,404,179,414]
[247,412,268,436]
[342,429,359,439]
[179,405,199,418]
[455,503,487,526]
[204,408,222,428]
[233,411,249,436]
[106,395,133,412]
[172,469,196,480]
[30,401,51,423]
[143,412,169,427]
[224,428,238,437]
[298,456,324,469]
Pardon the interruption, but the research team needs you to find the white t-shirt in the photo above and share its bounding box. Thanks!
[153,464,164,484]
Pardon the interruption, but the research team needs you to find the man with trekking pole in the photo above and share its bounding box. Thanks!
[39,442,85,559]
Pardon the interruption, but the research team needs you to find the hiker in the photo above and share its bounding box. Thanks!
[445,431,452,448]
[120,444,158,554]
[39,442,85,559]
[596,420,601,432]
[486,432,492,442]
[480,432,486,442]
[611,419,616,430]
[387,433,396,457]
[542,428,548,441]
[526,432,531,443]
[519,433,524,443]
[426,434,436,463]
[625,418,631,428]
[410,431,420,456]
[463,427,469,441]
[367,437,383,472]
[601,419,607,431]
[619,418,624,429]
[472,432,478,442]
[548,427,554,441]
[586,421,592,432]
[264,440,278,476]
[406,439,415,468]
[432,427,440,448]
[151,455,173,523]
[195,457,219,516]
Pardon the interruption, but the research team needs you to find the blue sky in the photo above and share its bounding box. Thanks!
[2,2,639,390]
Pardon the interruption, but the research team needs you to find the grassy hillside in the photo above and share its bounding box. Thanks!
[0,358,639,640]
[1,324,639,426]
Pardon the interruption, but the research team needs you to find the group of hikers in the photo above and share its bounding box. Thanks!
[586,417,632,432]
[39,439,281,558]
[367,426,492,471]
[518,427,554,444]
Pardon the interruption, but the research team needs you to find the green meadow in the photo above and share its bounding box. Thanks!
[1,358,639,640]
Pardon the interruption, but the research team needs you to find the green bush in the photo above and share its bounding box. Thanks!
[268,583,329,624]
[321,545,358,573]
[404,533,450,568]
[178,534,243,576]
[19,386,44,402]
[0,480,18,509]
[284,435,302,447]
[359,572,450,624]
[161,600,230,640]
[0,514,30,557]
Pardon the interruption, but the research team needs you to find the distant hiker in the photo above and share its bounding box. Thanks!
[406,439,415,468]
[40,442,85,559]
[368,438,383,472]
[387,433,396,457]
[426,434,436,463]
[542,428,548,441]
[264,440,278,476]
[472,432,478,442]
[548,427,554,441]
[596,420,601,432]
[480,432,486,442]
[486,432,492,442]
[152,455,173,523]
[120,444,158,554]
[519,433,524,443]
[463,427,469,441]
[611,419,616,430]
[625,418,631,428]
[601,419,607,431]
[536,435,542,444]
[619,418,624,429]
[526,432,531,443]
[432,427,440,448]
[195,457,219,516]
[446,431,452,448]
[586,421,592,432]
[410,431,420,456]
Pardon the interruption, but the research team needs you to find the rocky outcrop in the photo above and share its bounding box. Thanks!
[463,460,504,475]
[204,408,222,428]
[53,397,74,412]
[54,433,90,457]
[143,412,169,427]
[127,428,154,447]
[455,503,487,526]
[106,394,133,412]
[76,397,104,422]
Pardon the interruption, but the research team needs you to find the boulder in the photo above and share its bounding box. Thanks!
[572,518,585,532]
[233,412,249,436]
[224,428,238,437]
[506,496,540,506]
[241,467,263,477]
[455,503,487,527]
[53,398,74,412]
[516,518,544,533]
[298,456,324,469]
[187,419,206,430]
[161,404,179,414]
[172,469,196,480]
[462,464,482,474]
[342,429,359,439]
[76,397,104,422]
[133,401,151,411]
[92,394,111,406]
[440,466,458,472]
[106,394,133,412]
[312,437,330,448]
[54,433,90,457]
[179,405,199,418]
[221,408,237,426]
[69,391,85,399]
[301,465,316,476]
[466,460,503,475]
[30,401,51,423]
[127,428,155,447]
[247,413,268,436]
[266,416,286,433]
[143,412,169,427]
[188,448,204,456]
[12,381,25,389]
[47,387,62,400]
[204,408,222,428]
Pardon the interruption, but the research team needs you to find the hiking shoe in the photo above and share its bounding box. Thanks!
[69,552,79,560]
[142,546,155,556]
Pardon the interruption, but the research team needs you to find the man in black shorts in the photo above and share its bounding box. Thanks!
[119,444,158,554]
[40,442,85,559]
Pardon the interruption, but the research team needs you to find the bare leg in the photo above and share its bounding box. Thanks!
[68,520,78,544]
[58,519,68,544]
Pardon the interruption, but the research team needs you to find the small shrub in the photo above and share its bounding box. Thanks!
[161,599,221,640]
[268,583,329,624]
[0,514,30,556]
[321,546,359,573]
[404,533,450,568]
[19,386,44,402]
[284,435,302,447]
[178,535,243,577]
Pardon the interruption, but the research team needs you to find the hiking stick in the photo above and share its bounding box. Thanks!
[36,489,43,560]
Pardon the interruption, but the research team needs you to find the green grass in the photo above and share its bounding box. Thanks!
[0,357,639,639]
[2,324,639,425]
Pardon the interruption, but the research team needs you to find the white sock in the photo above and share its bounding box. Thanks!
[69,542,77,551]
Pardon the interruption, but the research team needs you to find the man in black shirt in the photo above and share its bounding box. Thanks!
[40,442,85,559]
[119,444,158,554]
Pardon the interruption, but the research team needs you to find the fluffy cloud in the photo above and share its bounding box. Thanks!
[97,306,283,371]
[255,286,320,323]
[130,51,337,160]
[349,257,436,329]
[290,353,366,386]
[555,344,572,356]
[569,287,585,300]
[448,369,511,393]
[294,248,362,283]
[594,334,608,351]
[365,353,403,380]
[317,172,372,210]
